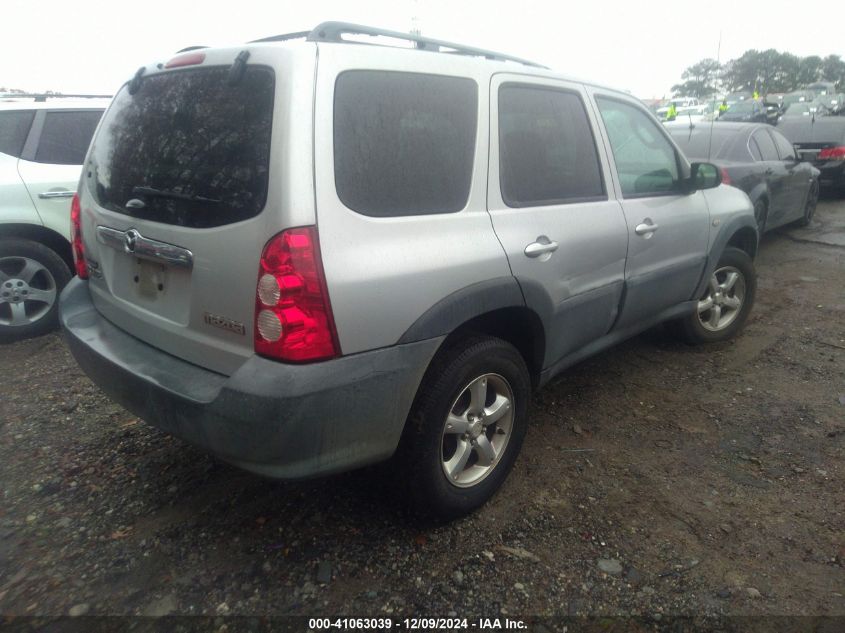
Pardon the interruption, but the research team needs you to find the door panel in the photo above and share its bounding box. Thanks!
[751,129,789,220]
[590,91,710,330]
[487,76,629,368]
[769,128,809,224]
[17,160,81,239]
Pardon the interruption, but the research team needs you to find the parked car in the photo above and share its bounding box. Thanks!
[669,123,819,233]
[718,99,778,124]
[662,104,714,127]
[807,81,837,96]
[778,116,845,195]
[656,96,700,118]
[724,91,752,106]
[60,22,758,519]
[779,101,830,119]
[781,90,816,111]
[815,93,845,115]
[0,97,107,340]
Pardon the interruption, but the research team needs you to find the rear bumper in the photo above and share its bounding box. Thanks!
[814,160,845,189]
[60,278,442,478]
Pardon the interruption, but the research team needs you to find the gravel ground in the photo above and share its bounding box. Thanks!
[1,198,844,622]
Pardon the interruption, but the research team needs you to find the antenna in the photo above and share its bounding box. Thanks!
[410,0,421,37]
[707,30,722,162]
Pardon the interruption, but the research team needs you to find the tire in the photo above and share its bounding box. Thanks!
[0,238,72,342]
[795,181,818,227]
[753,198,768,236]
[396,335,531,520]
[674,247,756,345]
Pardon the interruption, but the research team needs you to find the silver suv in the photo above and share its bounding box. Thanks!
[60,23,758,519]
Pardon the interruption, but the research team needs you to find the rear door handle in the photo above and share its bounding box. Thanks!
[634,219,659,236]
[38,190,74,199]
[524,238,559,258]
[765,168,774,176]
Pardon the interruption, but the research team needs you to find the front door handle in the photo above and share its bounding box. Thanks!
[634,219,659,236]
[524,237,559,258]
[38,190,74,199]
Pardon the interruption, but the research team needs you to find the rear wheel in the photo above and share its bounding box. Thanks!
[795,181,818,227]
[0,238,72,342]
[673,247,756,345]
[397,336,531,520]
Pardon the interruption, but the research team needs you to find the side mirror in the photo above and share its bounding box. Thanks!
[689,162,722,191]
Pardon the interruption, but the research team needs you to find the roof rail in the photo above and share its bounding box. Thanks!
[250,22,546,68]
[249,31,310,44]
[0,93,111,102]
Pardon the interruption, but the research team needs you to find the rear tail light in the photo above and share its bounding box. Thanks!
[254,227,339,362]
[719,167,733,186]
[818,146,845,160]
[70,193,88,279]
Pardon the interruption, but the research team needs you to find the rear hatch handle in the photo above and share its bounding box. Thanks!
[97,226,193,270]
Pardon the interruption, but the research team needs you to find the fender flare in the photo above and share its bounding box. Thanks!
[397,277,527,344]
[694,214,758,298]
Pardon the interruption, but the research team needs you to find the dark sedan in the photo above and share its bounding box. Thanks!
[670,123,819,233]
[718,99,779,124]
[777,117,845,195]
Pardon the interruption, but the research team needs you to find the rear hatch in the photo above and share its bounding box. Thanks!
[77,45,315,375]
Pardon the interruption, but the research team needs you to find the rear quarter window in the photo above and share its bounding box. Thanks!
[333,71,478,217]
[0,111,35,158]
[35,110,103,165]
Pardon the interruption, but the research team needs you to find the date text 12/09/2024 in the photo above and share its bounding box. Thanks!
[308,618,528,630]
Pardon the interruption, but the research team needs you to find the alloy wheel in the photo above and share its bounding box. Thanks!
[696,266,746,332]
[440,373,514,488]
[0,256,58,327]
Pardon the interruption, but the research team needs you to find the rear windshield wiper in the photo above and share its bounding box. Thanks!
[131,186,221,204]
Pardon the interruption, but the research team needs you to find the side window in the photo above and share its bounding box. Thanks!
[751,130,779,162]
[0,111,35,158]
[596,97,679,196]
[334,71,478,217]
[34,110,102,165]
[770,130,796,161]
[498,85,605,206]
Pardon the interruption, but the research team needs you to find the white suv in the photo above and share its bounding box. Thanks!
[0,97,107,340]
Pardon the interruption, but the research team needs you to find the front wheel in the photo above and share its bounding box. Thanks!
[397,336,531,520]
[673,247,756,345]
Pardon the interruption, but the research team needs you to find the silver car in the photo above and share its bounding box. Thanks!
[60,23,758,519]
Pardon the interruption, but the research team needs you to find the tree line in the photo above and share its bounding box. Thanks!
[672,51,845,98]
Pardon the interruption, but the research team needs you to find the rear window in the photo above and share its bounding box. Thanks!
[0,111,35,158]
[35,110,102,165]
[670,129,734,161]
[334,71,478,217]
[88,66,275,228]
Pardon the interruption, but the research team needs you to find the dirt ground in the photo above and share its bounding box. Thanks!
[1,198,843,623]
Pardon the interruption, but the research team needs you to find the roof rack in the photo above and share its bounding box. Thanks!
[0,93,111,102]
[251,22,546,69]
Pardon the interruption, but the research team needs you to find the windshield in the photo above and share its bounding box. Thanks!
[87,66,275,228]
[726,102,754,114]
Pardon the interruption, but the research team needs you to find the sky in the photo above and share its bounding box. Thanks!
[2,0,842,99]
